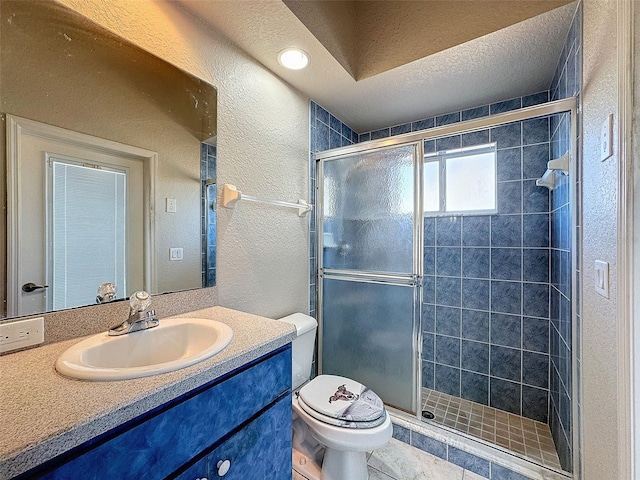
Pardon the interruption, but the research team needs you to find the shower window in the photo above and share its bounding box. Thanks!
[424,143,497,216]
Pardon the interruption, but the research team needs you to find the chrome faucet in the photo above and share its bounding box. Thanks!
[96,282,117,304]
[108,291,159,336]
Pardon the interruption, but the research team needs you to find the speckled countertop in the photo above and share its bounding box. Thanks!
[0,306,296,479]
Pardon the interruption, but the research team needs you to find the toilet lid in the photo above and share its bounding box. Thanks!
[298,374,385,423]
[297,395,388,429]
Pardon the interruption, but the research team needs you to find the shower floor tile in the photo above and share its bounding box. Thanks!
[421,388,562,471]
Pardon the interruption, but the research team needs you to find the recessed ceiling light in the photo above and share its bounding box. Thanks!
[278,48,309,70]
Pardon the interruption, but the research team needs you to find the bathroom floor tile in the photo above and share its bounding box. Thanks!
[368,466,398,480]
[421,388,562,471]
[462,470,487,480]
[294,438,498,480]
[367,438,465,480]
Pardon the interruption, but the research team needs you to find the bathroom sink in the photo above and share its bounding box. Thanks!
[55,318,233,381]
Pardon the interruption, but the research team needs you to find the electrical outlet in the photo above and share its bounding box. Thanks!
[0,317,44,353]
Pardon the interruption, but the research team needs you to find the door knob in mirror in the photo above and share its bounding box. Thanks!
[22,283,49,293]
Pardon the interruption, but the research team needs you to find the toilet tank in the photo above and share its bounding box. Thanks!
[277,313,317,390]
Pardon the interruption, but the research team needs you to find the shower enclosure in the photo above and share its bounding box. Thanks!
[316,98,578,474]
[201,142,217,287]
[319,143,422,413]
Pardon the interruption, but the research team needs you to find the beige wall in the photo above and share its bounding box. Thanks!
[57,0,309,319]
[581,0,625,477]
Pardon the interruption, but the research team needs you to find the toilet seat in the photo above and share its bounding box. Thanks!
[297,374,385,429]
[297,395,388,429]
[292,396,393,452]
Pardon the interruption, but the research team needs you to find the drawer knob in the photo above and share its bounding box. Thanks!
[217,459,231,476]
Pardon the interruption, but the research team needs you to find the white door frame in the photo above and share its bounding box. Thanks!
[618,0,635,478]
[6,115,157,317]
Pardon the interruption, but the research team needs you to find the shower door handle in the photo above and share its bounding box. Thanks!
[22,282,49,293]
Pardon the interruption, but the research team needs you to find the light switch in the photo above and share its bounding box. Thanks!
[600,114,613,161]
[170,247,183,261]
[166,198,177,213]
[594,260,609,298]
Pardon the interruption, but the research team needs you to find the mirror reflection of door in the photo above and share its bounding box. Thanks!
[7,116,155,318]
[48,155,137,311]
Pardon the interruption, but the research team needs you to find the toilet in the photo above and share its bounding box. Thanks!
[278,313,392,480]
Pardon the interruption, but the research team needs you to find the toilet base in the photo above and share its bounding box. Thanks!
[292,446,370,480]
[293,447,323,480]
[321,448,368,480]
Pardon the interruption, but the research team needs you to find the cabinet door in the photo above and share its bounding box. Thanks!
[207,396,292,480]
[175,456,207,480]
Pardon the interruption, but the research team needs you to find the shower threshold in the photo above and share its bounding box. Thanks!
[421,388,562,471]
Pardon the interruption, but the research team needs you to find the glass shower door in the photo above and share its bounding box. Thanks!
[319,143,421,414]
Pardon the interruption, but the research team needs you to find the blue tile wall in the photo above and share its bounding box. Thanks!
[419,103,552,421]
[449,446,491,477]
[358,91,550,141]
[548,2,581,472]
[391,421,538,479]
[309,102,356,318]
[201,143,216,287]
[312,95,554,422]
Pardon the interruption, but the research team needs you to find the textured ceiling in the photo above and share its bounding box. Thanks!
[284,0,573,80]
[180,0,578,132]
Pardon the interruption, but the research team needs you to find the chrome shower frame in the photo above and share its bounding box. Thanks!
[314,97,579,474]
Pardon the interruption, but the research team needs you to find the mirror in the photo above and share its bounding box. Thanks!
[0,0,217,320]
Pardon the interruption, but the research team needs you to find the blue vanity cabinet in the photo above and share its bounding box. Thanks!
[175,396,291,480]
[176,456,208,480]
[27,346,292,480]
[208,396,291,479]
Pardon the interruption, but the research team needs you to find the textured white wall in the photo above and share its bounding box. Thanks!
[581,0,621,477]
[59,0,310,319]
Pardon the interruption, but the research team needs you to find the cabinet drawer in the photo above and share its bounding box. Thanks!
[38,347,291,479]
[206,396,292,480]
[177,455,208,480]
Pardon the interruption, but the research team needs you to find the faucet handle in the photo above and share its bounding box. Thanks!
[96,282,117,304]
[108,292,158,336]
[129,291,152,312]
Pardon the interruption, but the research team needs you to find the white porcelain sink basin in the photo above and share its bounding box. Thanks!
[55,318,233,381]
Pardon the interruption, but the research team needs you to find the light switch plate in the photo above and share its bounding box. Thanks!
[166,198,177,213]
[170,247,183,261]
[594,260,609,298]
[600,114,613,161]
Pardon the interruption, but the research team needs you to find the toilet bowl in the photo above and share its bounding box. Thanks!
[292,375,392,480]
[277,314,392,480]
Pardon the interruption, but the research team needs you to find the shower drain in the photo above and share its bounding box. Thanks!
[422,410,435,420]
